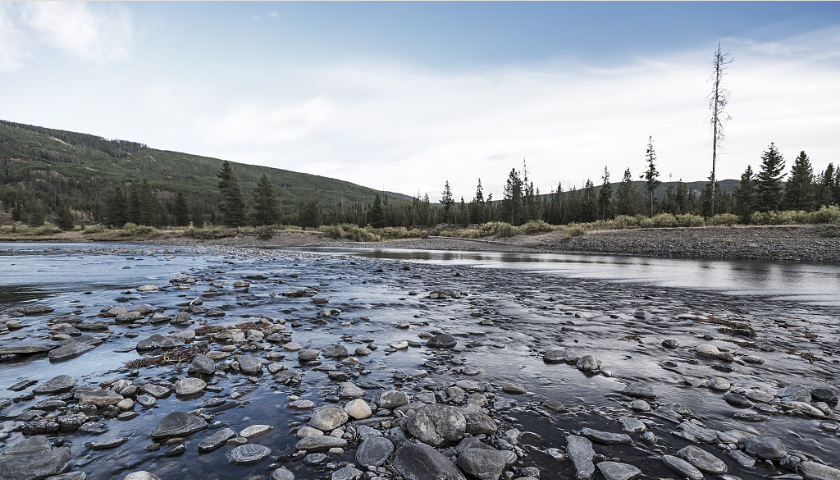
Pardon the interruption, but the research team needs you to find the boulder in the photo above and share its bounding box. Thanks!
[0,436,71,480]
[378,390,409,409]
[458,447,506,480]
[234,355,263,375]
[310,405,349,431]
[174,377,206,396]
[567,435,596,480]
[742,436,787,460]
[33,375,77,394]
[344,399,372,420]
[356,437,395,468]
[392,442,466,480]
[427,333,457,348]
[405,404,466,446]
[150,411,207,439]
[188,353,216,375]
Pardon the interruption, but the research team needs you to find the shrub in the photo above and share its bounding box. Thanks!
[613,215,637,229]
[519,220,554,234]
[256,227,273,240]
[638,217,655,229]
[708,213,740,226]
[652,213,678,228]
[83,224,105,234]
[676,214,705,228]
[33,224,62,235]
[496,223,518,238]
[813,205,840,224]
[751,210,813,225]
[566,225,585,238]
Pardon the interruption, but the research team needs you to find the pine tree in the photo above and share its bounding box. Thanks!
[105,188,128,227]
[615,168,641,216]
[191,204,204,228]
[370,193,386,228]
[56,202,74,231]
[708,43,732,217]
[815,164,835,208]
[582,180,597,222]
[251,174,279,226]
[701,172,728,217]
[173,192,190,227]
[217,161,246,227]
[835,167,840,206]
[782,151,815,211]
[643,136,661,217]
[733,165,756,222]
[440,181,455,223]
[502,169,524,225]
[138,178,157,226]
[755,143,786,212]
[565,187,581,223]
[11,201,22,222]
[26,202,45,227]
[598,166,613,220]
[299,198,319,228]
[470,179,485,224]
[127,184,140,224]
[675,180,688,215]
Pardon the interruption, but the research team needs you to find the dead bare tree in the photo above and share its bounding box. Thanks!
[708,43,732,218]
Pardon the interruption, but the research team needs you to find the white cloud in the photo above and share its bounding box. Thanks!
[269,12,279,19]
[0,4,26,72]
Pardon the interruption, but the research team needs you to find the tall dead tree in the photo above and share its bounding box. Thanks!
[708,43,732,218]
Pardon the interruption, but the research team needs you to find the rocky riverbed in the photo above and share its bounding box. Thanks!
[0,244,839,480]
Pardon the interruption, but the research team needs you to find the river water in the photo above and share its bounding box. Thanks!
[1,243,838,480]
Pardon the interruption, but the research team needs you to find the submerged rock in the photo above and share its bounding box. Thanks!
[392,442,466,480]
[150,411,207,439]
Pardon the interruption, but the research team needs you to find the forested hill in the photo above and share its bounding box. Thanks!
[0,120,410,225]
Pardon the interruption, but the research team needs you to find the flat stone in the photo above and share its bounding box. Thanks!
[294,435,348,451]
[618,416,646,433]
[338,382,365,399]
[33,375,77,394]
[662,455,704,480]
[136,334,183,351]
[322,344,349,358]
[288,399,316,410]
[378,390,409,409]
[48,341,96,361]
[85,437,128,450]
[678,446,727,474]
[137,285,158,291]
[115,311,142,323]
[296,426,324,438]
[742,436,787,460]
[310,405,349,431]
[502,382,527,394]
[427,333,457,348]
[150,411,208,439]
[675,421,717,443]
[695,344,720,357]
[567,435,596,480]
[271,468,295,480]
[598,462,642,480]
[0,440,71,480]
[576,355,601,372]
[392,442,466,480]
[801,462,840,480]
[226,444,271,464]
[543,349,566,363]
[240,425,272,438]
[356,437,395,468]
[283,342,301,351]
[0,345,54,355]
[458,447,506,480]
[811,387,838,403]
[580,428,632,444]
[79,389,123,407]
[234,355,263,375]
[728,450,756,469]
[622,382,656,399]
[124,473,161,480]
[463,409,497,435]
[141,384,171,398]
[298,349,319,361]
[331,465,363,480]
[389,340,409,349]
[198,428,237,452]
[707,377,731,391]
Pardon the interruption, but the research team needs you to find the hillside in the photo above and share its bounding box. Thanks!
[0,120,410,225]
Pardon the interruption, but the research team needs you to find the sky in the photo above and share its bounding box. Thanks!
[1,2,839,201]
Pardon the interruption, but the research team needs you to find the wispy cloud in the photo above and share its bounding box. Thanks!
[0,4,26,72]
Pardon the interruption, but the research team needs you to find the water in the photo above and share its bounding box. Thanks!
[285,246,840,306]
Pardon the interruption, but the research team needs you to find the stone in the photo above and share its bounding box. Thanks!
[675,421,717,443]
[801,462,840,480]
[283,342,301,351]
[378,390,409,409]
[662,455,704,480]
[630,399,651,411]
[707,377,731,391]
[78,389,123,407]
[502,382,527,394]
[338,382,365,398]
[136,334,183,351]
[141,384,171,398]
[723,392,752,407]
[778,385,812,402]
[150,411,208,439]
[33,375,77,394]
[392,442,467,480]
[188,354,216,375]
[728,450,756,469]
[226,444,271,464]
[543,349,566,363]
[298,349,319,361]
[678,446,727,474]
[389,340,409,349]
[354,346,372,356]
[427,333,457,348]
[618,416,646,433]
[137,284,158,292]
[198,428,236,452]
[271,468,295,480]
[344,399,372,419]
[567,435,596,480]
[331,465,363,480]
[234,355,263,375]
[356,437,395,468]
[580,428,632,444]
[662,339,679,348]
[171,312,193,325]
[48,341,96,361]
[288,399,316,410]
[124,473,161,480]
[742,436,787,460]
[463,409,497,435]
[78,422,108,434]
[622,382,656,399]
[296,426,324,438]
[0,436,71,480]
[294,435,348,451]
[695,344,720,357]
[174,377,206,395]
[322,344,349,358]
[115,311,142,323]
[310,405,349,431]
[598,462,642,480]
[240,425,272,439]
[576,355,601,372]
[811,387,838,403]
[458,447,506,480]
[85,437,128,450]
[405,404,467,446]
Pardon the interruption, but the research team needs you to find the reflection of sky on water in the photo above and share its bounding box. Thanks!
[285,247,840,306]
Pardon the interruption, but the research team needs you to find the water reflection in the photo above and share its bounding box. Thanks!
[284,246,840,306]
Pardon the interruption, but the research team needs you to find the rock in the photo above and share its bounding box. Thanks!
[661,339,679,349]
[48,341,96,361]
[226,444,271,464]
[778,385,812,402]
[378,390,409,409]
[288,399,316,410]
[283,342,301,351]
[811,387,838,403]
[598,462,642,480]
[463,409,497,435]
[298,349,319,361]
[392,442,466,480]
[137,285,158,292]
[576,355,601,372]
[662,455,704,480]
[354,346,372,356]
[171,312,193,325]
[728,450,756,469]
[406,404,467,446]
[198,428,236,452]
[240,425,272,439]
[742,436,787,460]
[150,411,208,439]
[136,334,183,351]
[356,437,395,468]
[458,447,506,480]
[622,382,656,399]
[115,311,142,323]
[543,349,566,363]
[188,354,216,375]
[427,333,457,348]
[618,416,646,433]
[78,389,123,407]
[580,428,632,445]
[338,382,365,399]
[0,345,54,355]
[502,382,527,394]
[707,377,731,391]
[234,355,263,375]
[344,399,372,419]
[141,384,171,398]
[294,435,348,451]
[801,462,840,480]
[310,405,349,431]
[678,446,727,474]
[78,422,108,434]
[296,426,324,438]
[390,340,409,349]
[630,399,651,411]
[0,436,71,480]
[695,344,720,357]
[322,344,349,358]
[331,465,363,480]
[675,421,717,443]
[85,438,128,450]
[271,468,295,480]
[174,377,206,395]
[124,473,160,480]
[33,375,77,394]
[567,435,596,480]
[723,392,752,407]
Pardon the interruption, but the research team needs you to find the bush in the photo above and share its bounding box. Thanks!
[34,224,62,235]
[83,224,105,234]
[477,222,518,238]
[566,225,585,238]
[708,213,740,226]
[612,215,637,229]
[519,220,554,234]
[813,205,840,224]
[638,217,655,229]
[652,213,678,228]
[751,210,812,225]
[256,227,273,240]
[496,223,518,238]
[676,214,705,228]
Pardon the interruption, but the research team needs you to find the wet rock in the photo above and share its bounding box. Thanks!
[543,349,566,363]
[661,339,679,349]
[288,399,316,410]
[392,442,466,480]
[354,346,372,356]
[427,333,457,348]
[171,312,193,325]
[576,355,601,372]
[811,387,838,403]
[580,428,632,445]
[742,436,787,460]
[271,468,295,480]
[630,400,651,412]
[502,382,527,394]
[801,462,840,480]
[226,444,271,464]
[150,411,208,439]
[124,473,160,480]
[745,390,775,403]
[48,341,96,361]
[356,437,395,468]
[618,416,646,433]
[298,349,319,361]
[406,404,466,446]
[338,382,365,399]
[296,426,324,438]
[678,445,727,474]
[723,392,752,407]
[137,284,158,292]
[136,334,183,351]
[234,355,263,375]
[707,377,731,391]
[310,405,349,431]
[458,447,506,480]
[78,389,123,407]
[78,422,108,434]
[463,408,497,435]
[322,344,349,358]
[85,437,128,450]
[378,390,409,409]
[567,435,596,480]
[294,435,348,451]
[695,344,720,357]
[141,384,171,398]
[331,465,363,480]
[598,462,642,480]
[240,425,271,439]
[728,450,756,469]
[115,311,142,323]
[197,428,236,452]
[33,375,77,394]
[674,421,717,443]
[778,385,812,402]
[344,399,372,419]
[662,455,704,480]
[390,340,409,349]
[188,353,216,375]
[0,435,71,480]
[622,382,656,399]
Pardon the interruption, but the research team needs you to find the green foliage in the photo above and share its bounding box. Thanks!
[708,213,740,226]
[138,178,158,226]
[502,169,524,225]
[519,219,554,234]
[370,193,386,228]
[615,168,642,216]
[733,165,756,222]
[755,143,786,212]
[319,224,381,242]
[298,198,320,228]
[217,161,246,227]
[676,213,706,228]
[173,192,190,227]
[56,203,74,231]
[613,215,637,229]
[652,213,678,228]
[566,225,586,238]
[813,205,840,224]
[256,227,273,240]
[643,136,662,217]
[251,174,280,226]
[751,206,840,226]
[26,202,45,227]
[598,167,613,220]
[783,151,815,211]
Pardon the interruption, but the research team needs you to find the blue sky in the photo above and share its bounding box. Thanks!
[2,2,839,200]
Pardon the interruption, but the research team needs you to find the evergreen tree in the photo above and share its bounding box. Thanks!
[675,180,688,215]
[127,184,140,224]
[643,136,661,217]
[815,164,835,208]
[251,174,280,226]
[138,178,157,226]
[502,168,524,225]
[701,172,728,217]
[565,187,582,223]
[733,165,756,222]
[370,193,386,228]
[298,198,319,228]
[615,168,641,216]
[598,166,613,220]
[459,197,469,226]
[217,161,247,227]
[26,202,45,227]
[582,180,597,222]
[11,201,22,222]
[440,181,455,223]
[470,179,486,224]
[173,192,190,227]
[56,202,74,231]
[105,188,127,227]
[191,204,204,228]
[782,151,815,211]
[835,167,840,206]
[755,143,786,212]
